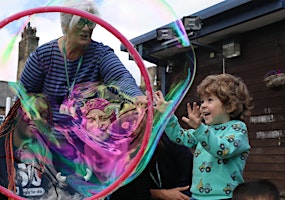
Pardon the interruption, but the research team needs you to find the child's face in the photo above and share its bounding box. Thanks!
[200,94,230,125]
[85,109,111,137]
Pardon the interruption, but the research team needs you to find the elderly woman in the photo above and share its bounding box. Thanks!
[18,1,146,197]
[19,0,146,124]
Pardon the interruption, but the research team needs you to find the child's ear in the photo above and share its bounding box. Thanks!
[226,104,235,113]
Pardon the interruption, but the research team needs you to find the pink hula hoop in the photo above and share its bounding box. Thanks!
[0,6,153,200]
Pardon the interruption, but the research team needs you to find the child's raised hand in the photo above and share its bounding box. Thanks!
[154,90,169,113]
[182,102,202,129]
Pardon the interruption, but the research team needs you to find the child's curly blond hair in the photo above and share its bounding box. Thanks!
[197,73,254,122]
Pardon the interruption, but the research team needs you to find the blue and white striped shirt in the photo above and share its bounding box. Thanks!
[20,39,142,123]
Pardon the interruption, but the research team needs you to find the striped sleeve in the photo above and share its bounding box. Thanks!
[97,44,143,97]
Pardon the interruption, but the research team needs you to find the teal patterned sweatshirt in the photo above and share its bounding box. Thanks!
[165,115,250,200]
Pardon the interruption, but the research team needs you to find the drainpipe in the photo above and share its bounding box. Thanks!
[5,97,11,117]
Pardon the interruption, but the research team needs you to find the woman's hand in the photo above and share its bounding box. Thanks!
[135,95,148,106]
